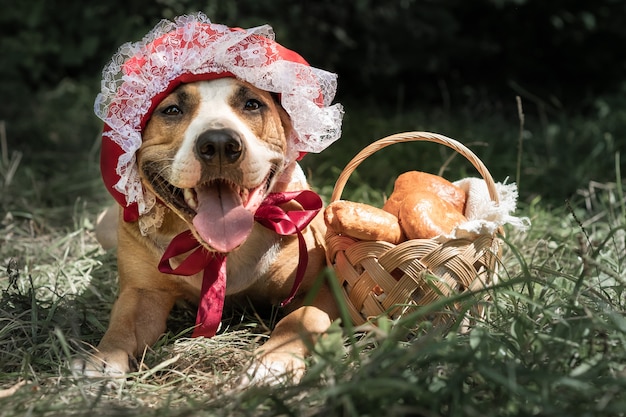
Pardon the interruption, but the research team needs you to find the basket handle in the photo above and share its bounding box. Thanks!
[330,131,500,204]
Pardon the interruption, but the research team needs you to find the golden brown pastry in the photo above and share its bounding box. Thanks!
[381,193,404,218]
[384,171,466,214]
[398,191,467,239]
[325,200,404,243]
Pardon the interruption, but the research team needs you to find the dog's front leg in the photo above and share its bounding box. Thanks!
[243,285,339,385]
[79,286,176,376]
[74,225,178,376]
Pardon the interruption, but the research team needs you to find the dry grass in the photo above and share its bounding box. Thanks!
[1,112,625,416]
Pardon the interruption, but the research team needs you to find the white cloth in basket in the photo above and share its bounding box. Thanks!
[440,178,530,241]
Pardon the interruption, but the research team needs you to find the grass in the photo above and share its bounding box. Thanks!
[1,94,625,416]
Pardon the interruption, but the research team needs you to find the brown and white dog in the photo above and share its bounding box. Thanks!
[75,76,339,384]
[74,14,344,384]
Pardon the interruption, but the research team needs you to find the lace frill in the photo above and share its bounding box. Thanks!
[95,12,344,234]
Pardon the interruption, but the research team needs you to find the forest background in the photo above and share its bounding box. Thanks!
[1,1,625,416]
[1,0,625,205]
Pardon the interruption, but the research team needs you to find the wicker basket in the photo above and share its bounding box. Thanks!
[325,131,502,326]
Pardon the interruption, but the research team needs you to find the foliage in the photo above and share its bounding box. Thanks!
[0,2,625,415]
[1,99,625,415]
[2,0,626,154]
[3,0,625,101]
[301,92,626,204]
[0,159,625,416]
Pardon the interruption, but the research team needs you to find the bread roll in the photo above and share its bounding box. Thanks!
[382,193,404,217]
[387,171,466,214]
[398,191,467,239]
[325,201,404,243]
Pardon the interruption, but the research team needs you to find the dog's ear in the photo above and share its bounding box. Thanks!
[270,92,281,104]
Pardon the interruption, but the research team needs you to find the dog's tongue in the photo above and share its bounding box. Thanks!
[192,183,254,253]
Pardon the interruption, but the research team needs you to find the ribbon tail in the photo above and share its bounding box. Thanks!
[280,230,308,307]
[255,190,322,308]
[192,254,227,338]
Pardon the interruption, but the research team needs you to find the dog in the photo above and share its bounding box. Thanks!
[75,76,340,384]
[74,15,344,384]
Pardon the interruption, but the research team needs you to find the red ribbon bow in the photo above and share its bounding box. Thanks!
[158,190,322,338]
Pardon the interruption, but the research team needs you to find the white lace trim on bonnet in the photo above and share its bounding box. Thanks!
[94,12,343,234]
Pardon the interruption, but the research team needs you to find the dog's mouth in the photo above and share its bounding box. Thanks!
[150,168,277,253]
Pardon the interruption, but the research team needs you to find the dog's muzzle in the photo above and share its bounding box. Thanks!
[195,128,244,166]
[143,127,279,253]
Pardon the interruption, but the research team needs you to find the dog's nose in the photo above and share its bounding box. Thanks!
[195,129,243,164]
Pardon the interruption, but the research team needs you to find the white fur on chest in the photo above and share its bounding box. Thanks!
[225,225,283,294]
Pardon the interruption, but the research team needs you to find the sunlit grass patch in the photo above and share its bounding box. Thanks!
[1,102,625,415]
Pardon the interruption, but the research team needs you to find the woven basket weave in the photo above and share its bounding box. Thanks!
[325,132,502,326]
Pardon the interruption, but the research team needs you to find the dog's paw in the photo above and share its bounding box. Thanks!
[239,355,306,387]
[71,350,137,378]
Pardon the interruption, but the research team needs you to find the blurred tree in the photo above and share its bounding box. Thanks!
[0,0,164,149]
[0,0,624,150]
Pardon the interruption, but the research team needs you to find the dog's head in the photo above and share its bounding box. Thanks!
[137,77,292,252]
[97,14,343,245]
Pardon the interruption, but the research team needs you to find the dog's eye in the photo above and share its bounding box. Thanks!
[162,105,182,116]
[244,99,263,111]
